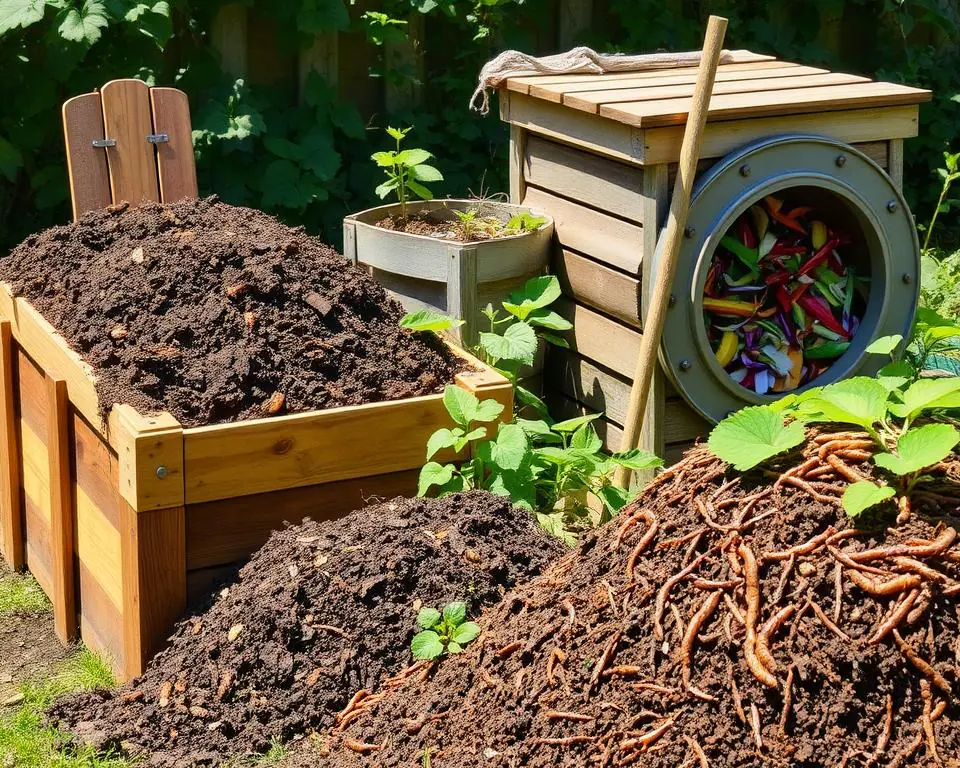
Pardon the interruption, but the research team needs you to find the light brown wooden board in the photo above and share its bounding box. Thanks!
[0,323,23,568]
[603,81,931,128]
[556,297,641,379]
[100,79,161,206]
[62,92,112,221]
[524,135,644,222]
[553,249,641,328]
[19,350,53,597]
[150,87,198,204]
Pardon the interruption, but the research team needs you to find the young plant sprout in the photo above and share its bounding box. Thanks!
[371,126,443,220]
[704,195,869,395]
[411,602,481,659]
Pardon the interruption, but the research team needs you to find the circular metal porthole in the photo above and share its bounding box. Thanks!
[653,134,920,425]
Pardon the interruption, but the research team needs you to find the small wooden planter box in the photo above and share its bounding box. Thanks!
[0,286,511,679]
[499,50,930,463]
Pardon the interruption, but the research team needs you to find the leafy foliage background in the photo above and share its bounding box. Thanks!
[0,0,957,251]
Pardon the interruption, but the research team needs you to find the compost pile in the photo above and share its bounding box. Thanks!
[0,197,463,426]
[49,492,564,766]
[321,438,959,768]
[704,196,868,395]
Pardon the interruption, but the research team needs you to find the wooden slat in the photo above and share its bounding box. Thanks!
[522,186,642,274]
[554,249,641,328]
[100,79,160,206]
[565,71,868,114]
[557,298,640,379]
[149,87,198,204]
[524,135,643,222]
[186,469,419,570]
[46,376,77,644]
[0,322,23,568]
[889,138,904,190]
[109,404,184,513]
[62,93,112,221]
[603,81,931,128]
[75,484,122,612]
[78,558,124,672]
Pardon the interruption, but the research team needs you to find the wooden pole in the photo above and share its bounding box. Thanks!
[614,15,728,490]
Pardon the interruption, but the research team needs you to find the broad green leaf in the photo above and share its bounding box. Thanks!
[536,512,578,546]
[371,151,397,167]
[800,378,890,430]
[399,309,463,333]
[58,0,109,44]
[478,423,529,471]
[540,332,570,349]
[375,179,399,198]
[443,386,479,428]
[451,621,480,645]
[708,406,806,471]
[409,164,443,182]
[447,641,463,654]
[611,448,663,471]
[442,602,467,627]
[0,136,22,182]
[124,1,172,45]
[515,418,552,437]
[842,482,895,518]
[411,630,445,659]
[416,607,441,629]
[406,179,434,200]
[890,378,960,420]
[300,129,341,180]
[873,423,960,476]
[536,446,577,466]
[866,335,903,355]
[479,321,537,366]
[552,413,602,433]
[418,461,455,496]
[473,398,505,423]
[426,428,457,460]
[509,275,562,310]
[597,484,632,514]
[397,148,432,166]
[514,384,550,419]
[527,309,573,330]
[0,0,45,35]
[486,467,537,510]
[456,427,487,452]
[570,424,602,453]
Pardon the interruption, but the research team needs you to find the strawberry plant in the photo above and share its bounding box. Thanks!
[371,126,443,220]
[411,602,480,660]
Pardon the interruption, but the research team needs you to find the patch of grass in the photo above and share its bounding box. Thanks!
[0,571,50,615]
[252,737,288,764]
[0,647,130,768]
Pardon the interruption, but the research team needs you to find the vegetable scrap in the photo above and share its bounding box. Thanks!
[703,195,869,395]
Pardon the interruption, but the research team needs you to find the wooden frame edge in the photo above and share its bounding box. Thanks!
[0,320,23,569]
[110,404,185,513]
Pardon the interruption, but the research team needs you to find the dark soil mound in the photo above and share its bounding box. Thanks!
[1,197,463,427]
[318,437,960,768]
[48,492,564,766]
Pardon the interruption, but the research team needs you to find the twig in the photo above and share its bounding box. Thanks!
[653,543,723,640]
[589,632,621,692]
[807,598,851,643]
[920,680,942,764]
[871,694,893,763]
[749,703,764,750]
[869,588,921,645]
[684,736,709,768]
[892,630,953,695]
[545,710,595,722]
[778,666,795,736]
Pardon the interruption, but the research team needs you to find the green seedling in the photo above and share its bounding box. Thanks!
[399,309,464,334]
[411,602,481,660]
[371,126,443,221]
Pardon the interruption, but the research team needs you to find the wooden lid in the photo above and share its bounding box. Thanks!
[502,50,931,129]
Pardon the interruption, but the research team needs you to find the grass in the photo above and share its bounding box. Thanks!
[0,571,50,615]
[0,647,132,768]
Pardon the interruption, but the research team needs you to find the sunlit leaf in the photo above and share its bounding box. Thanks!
[708,406,806,471]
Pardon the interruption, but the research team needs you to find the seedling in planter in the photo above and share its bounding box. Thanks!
[399,309,464,334]
[371,126,443,220]
[411,602,480,659]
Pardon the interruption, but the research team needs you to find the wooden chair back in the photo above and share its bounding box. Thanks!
[62,78,198,221]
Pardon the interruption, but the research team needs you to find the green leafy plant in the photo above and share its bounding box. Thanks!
[503,211,548,236]
[371,126,443,220]
[399,309,464,333]
[411,602,480,659]
[921,151,960,253]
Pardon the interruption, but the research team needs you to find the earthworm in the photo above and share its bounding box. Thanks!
[778,666,795,735]
[496,641,522,658]
[836,448,872,462]
[812,430,870,444]
[871,694,893,761]
[710,477,741,502]
[631,682,677,696]
[622,718,674,750]
[920,680,941,764]
[845,569,921,597]
[807,598,851,643]
[616,509,658,549]
[869,588,921,644]
[825,454,867,483]
[603,665,644,679]
[892,630,953,695]
[334,689,370,725]
[779,475,841,505]
[546,647,566,686]
[336,709,367,731]
[657,528,707,550]
[684,736,709,768]
[907,585,935,625]
[749,703,763,750]
[763,527,836,561]
[343,738,380,754]
[851,527,957,563]
[692,577,742,590]
[681,591,722,701]
[756,604,797,672]
[536,735,597,746]
[695,497,735,533]
[727,661,746,724]
[828,546,887,576]
[896,494,912,525]
[891,556,951,583]
[653,543,724,640]
[589,632,621,692]
[739,542,777,688]
[772,555,796,605]
[775,456,819,488]
[683,531,705,566]
[833,562,843,623]
[545,710,594,722]
[828,529,867,544]
[817,438,874,460]
[723,592,745,625]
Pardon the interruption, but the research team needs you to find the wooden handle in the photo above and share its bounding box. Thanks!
[615,15,728,489]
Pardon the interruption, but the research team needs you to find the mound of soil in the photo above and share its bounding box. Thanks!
[319,436,960,767]
[1,197,463,426]
[48,492,564,766]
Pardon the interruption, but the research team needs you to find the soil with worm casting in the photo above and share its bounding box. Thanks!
[314,436,960,768]
[0,196,464,427]
[48,492,564,766]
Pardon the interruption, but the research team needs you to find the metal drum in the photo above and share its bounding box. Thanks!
[654,134,920,424]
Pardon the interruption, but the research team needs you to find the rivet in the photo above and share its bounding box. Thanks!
[668,294,677,307]
[836,155,847,167]
[902,273,912,284]
[679,359,691,371]
[886,200,898,213]
[739,164,751,177]
[156,465,169,479]
[684,226,695,239]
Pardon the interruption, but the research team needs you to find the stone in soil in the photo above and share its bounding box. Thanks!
[318,441,960,768]
[48,491,564,766]
[0,197,464,427]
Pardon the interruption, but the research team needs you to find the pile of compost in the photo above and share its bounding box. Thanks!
[0,197,463,426]
[49,492,564,766]
[318,438,960,768]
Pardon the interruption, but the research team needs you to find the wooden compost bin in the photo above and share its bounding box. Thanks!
[0,285,511,680]
[499,49,930,464]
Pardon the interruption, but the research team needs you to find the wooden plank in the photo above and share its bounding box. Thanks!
[76,484,122,613]
[23,495,52,597]
[565,71,867,114]
[603,81,931,129]
[524,135,643,222]
[522,187,642,274]
[149,87,198,204]
[120,501,185,680]
[554,249,641,328]
[0,322,23,568]
[212,3,248,76]
[46,377,77,644]
[888,139,904,190]
[100,79,161,206]
[557,298,640,379]
[78,558,124,673]
[507,51,778,95]
[641,105,921,166]
[73,412,121,530]
[61,92,112,220]
[529,61,809,102]
[186,469,419,570]
[509,125,526,203]
[109,404,184,512]
[298,33,339,100]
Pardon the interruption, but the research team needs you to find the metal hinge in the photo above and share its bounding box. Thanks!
[146,133,169,144]
[91,138,116,148]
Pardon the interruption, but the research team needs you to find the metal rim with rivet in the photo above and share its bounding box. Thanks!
[651,134,920,425]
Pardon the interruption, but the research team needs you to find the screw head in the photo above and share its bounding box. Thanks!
[156,465,169,479]
[887,200,898,213]
[836,155,847,167]
[739,164,751,177]
[902,273,912,285]
[669,294,677,307]
[679,359,691,371]
[684,226,695,239]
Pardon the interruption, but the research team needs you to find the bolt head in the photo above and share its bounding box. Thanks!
[669,294,677,307]
[887,200,898,213]
[156,465,169,479]
[684,226,695,239]
[836,155,847,167]
[679,359,691,371]
[902,273,912,285]
[739,164,751,177]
